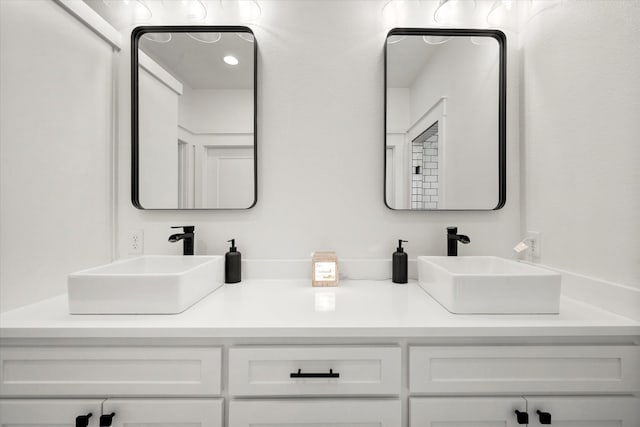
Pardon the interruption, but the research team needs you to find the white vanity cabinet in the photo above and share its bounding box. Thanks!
[0,399,103,427]
[0,346,222,396]
[410,397,528,427]
[0,399,223,427]
[408,345,640,426]
[229,399,401,427]
[227,346,402,426]
[0,346,224,427]
[102,399,223,427]
[228,346,401,396]
[410,396,640,426]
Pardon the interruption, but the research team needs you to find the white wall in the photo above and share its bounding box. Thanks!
[521,0,640,288]
[0,0,114,311]
[179,86,253,133]
[117,0,521,261]
[138,66,180,208]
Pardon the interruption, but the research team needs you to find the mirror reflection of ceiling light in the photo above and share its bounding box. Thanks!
[433,0,476,25]
[180,0,207,21]
[142,33,172,43]
[470,36,497,46]
[387,35,407,44]
[237,33,255,43]
[224,55,239,66]
[102,0,152,22]
[423,35,452,45]
[187,32,222,43]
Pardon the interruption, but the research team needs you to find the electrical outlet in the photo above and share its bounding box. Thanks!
[128,230,144,255]
[526,231,541,259]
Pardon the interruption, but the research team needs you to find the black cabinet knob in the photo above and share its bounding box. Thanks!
[100,413,116,427]
[537,410,552,424]
[515,410,529,425]
[76,413,92,427]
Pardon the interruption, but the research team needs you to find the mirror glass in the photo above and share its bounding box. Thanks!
[132,26,256,209]
[385,29,505,210]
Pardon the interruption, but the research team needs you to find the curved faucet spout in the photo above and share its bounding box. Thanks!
[168,233,185,243]
[168,226,195,255]
[446,226,470,256]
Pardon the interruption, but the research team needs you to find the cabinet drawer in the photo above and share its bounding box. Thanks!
[409,345,640,394]
[410,397,526,427]
[229,399,401,427]
[104,398,223,427]
[229,346,401,396]
[0,346,221,397]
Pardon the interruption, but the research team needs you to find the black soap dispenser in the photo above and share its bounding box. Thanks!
[225,239,241,284]
[392,240,408,284]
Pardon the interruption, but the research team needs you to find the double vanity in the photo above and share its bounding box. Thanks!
[1,257,639,427]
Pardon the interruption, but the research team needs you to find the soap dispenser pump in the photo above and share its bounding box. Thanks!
[392,240,408,284]
[225,239,241,284]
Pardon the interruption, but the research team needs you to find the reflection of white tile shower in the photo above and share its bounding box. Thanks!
[411,122,439,209]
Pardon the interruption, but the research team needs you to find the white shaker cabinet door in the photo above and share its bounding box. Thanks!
[102,399,223,427]
[229,399,401,427]
[410,397,527,427]
[0,399,102,427]
[526,396,640,426]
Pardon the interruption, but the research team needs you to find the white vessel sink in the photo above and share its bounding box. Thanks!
[68,255,224,314]
[417,256,561,314]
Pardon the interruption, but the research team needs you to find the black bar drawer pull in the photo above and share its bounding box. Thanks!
[290,368,340,378]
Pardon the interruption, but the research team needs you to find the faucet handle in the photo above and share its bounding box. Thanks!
[171,225,195,233]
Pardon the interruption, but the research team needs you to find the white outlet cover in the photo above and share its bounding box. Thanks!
[128,230,144,255]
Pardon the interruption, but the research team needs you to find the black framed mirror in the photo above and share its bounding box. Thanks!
[132,26,257,210]
[384,28,506,210]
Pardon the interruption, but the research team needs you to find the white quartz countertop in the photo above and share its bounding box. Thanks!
[1,280,638,339]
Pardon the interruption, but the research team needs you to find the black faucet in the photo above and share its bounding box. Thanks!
[447,226,470,256]
[168,225,195,255]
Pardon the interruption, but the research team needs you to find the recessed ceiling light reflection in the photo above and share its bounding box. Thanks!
[423,35,452,45]
[224,55,239,66]
[387,35,407,44]
[187,32,222,43]
[237,33,255,43]
[142,33,172,43]
[470,36,497,46]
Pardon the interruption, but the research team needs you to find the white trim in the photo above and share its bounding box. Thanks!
[53,0,122,50]
[406,96,447,135]
[139,51,183,95]
[178,126,253,147]
[109,43,119,261]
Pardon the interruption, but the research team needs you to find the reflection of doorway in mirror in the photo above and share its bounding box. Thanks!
[203,147,254,208]
[177,140,194,208]
[411,122,439,209]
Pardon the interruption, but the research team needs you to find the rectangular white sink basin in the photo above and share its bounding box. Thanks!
[417,256,561,314]
[68,255,224,314]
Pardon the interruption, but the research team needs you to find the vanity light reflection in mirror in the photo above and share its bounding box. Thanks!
[132,26,257,210]
[385,29,506,210]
